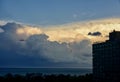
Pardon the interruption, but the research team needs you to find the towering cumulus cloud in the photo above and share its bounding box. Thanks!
[1,18,120,67]
[27,34,92,63]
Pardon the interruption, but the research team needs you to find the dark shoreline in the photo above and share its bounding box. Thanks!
[0,68,92,76]
[0,73,93,82]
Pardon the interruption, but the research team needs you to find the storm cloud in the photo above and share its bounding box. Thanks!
[1,18,120,67]
[0,22,92,67]
[26,34,92,63]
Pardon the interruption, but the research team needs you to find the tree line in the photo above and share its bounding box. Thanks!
[0,73,92,82]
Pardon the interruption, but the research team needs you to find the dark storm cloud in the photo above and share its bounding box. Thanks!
[88,31,102,36]
[0,22,92,67]
[26,34,92,64]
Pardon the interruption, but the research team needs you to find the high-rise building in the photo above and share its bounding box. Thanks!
[93,30,120,82]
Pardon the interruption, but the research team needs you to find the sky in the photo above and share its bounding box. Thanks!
[1,0,120,68]
[1,0,120,25]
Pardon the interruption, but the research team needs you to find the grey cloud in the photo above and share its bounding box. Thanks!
[0,22,92,67]
[0,28,4,33]
[27,34,92,65]
[88,31,102,36]
[0,22,23,40]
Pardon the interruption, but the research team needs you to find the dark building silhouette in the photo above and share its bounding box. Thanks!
[93,30,120,82]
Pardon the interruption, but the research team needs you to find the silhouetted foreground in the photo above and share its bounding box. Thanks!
[0,73,92,82]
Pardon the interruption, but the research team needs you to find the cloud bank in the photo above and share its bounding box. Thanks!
[1,18,120,67]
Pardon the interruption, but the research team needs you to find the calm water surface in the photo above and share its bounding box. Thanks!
[0,68,92,76]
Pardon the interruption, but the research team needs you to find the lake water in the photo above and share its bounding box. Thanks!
[0,68,92,76]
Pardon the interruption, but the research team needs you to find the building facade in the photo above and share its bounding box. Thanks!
[93,30,120,82]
